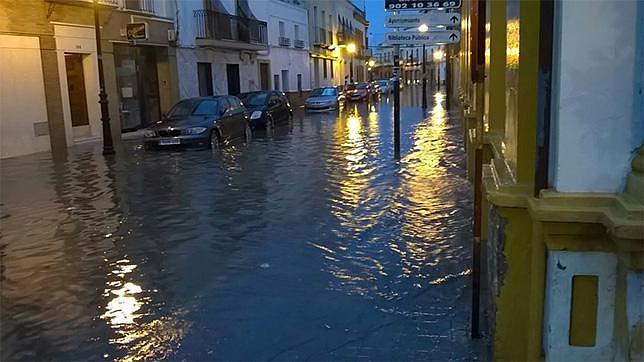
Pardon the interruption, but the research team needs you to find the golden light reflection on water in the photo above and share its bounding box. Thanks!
[101,259,189,361]
[398,92,452,277]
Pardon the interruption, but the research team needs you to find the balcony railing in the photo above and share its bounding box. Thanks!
[278,37,291,47]
[125,0,155,14]
[293,39,305,49]
[318,27,327,45]
[194,10,268,46]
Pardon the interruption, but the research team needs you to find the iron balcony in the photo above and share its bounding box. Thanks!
[194,9,268,51]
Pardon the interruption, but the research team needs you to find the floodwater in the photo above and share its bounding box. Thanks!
[0,88,486,361]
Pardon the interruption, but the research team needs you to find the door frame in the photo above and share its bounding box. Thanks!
[54,24,101,145]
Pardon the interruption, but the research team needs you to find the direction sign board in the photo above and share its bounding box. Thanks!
[383,30,460,45]
[385,0,462,11]
[385,13,461,28]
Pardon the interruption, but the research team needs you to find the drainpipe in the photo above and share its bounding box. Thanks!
[534,0,555,197]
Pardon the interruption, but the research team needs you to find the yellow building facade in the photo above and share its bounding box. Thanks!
[457,0,644,360]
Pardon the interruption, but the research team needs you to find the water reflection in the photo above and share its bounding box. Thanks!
[1,89,480,361]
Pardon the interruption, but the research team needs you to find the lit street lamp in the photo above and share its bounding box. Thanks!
[368,59,375,81]
[93,0,115,155]
[347,42,356,82]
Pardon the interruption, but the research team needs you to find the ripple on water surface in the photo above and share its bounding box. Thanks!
[1,91,483,361]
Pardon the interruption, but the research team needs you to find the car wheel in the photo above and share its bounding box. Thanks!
[210,129,221,150]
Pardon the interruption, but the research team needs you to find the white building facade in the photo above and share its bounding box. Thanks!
[175,0,269,97]
[249,0,310,94]
[175,0,310,98]
[303,0,369,89]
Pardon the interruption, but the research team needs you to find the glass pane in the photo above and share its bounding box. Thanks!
[193,100,219,115]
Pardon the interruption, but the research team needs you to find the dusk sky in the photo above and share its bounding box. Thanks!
[355,0,387,47]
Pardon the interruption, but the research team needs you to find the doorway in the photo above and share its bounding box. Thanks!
[114,44,161,131]
[313,58,320,88]
[226,64,240,95]
[259,62,270,90]
[64,53,90,136]
[198,62,214,96]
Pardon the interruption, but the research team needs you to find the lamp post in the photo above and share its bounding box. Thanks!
[368,59,375,82]
[347,42,356,82]
[418,24,429,109]
[94,0,115,155]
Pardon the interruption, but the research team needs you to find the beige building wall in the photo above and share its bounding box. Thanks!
[0,34,51,158]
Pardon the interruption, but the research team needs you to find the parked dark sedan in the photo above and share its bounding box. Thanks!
[238,91,292,128]
[345,82,370,101]
[143,96,250,149]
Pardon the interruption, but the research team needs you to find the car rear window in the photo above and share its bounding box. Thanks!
[357,83,368,89]
[240,92,268,106]
[310,88,336,96]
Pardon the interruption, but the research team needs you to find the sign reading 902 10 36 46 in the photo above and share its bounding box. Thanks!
[384,0,462,11]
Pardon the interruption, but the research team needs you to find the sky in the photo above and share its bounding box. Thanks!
[364,0,387,47]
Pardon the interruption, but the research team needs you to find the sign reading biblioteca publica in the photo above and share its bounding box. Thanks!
[383,30,460,45]
[384,0,462,10]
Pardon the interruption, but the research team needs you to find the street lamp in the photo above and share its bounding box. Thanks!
[93,0,115,155]
[367,59,375,81]
[347,42,356,82]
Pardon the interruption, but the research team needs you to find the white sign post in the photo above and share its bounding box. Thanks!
[384,13,461,28]
[383,30,460,45]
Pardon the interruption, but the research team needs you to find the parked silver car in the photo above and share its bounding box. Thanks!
[304,87,345,112]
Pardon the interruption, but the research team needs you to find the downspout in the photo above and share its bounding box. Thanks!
[534,0,555,197]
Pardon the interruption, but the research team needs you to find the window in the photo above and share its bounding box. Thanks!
[297,74,302,92]
[313,6,318,42]
[269,94,281,106]
[274,74,280,90]
[194,100,219,116]
[218,98,230,115]
[323,59,327,79]
[227,96,242,109]
[294,24,300,41]
[197,62,213,96]
[279,21,285,38]
[281,70,289,91]
[330,60,334,78]
[321,10,326,28]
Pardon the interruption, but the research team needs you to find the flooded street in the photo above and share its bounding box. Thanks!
[1,88,485,361]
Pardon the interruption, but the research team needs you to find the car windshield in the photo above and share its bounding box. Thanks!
[239,92,268,106]
[310,88,336,97]
[166,99,200,118]
[345,84,356,90]
[357,83,368,89]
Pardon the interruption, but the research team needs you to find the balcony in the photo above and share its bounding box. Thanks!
[278,37,291,47]
[293,39,305,49]
[194,10,268,51]
[124,0,155,14]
